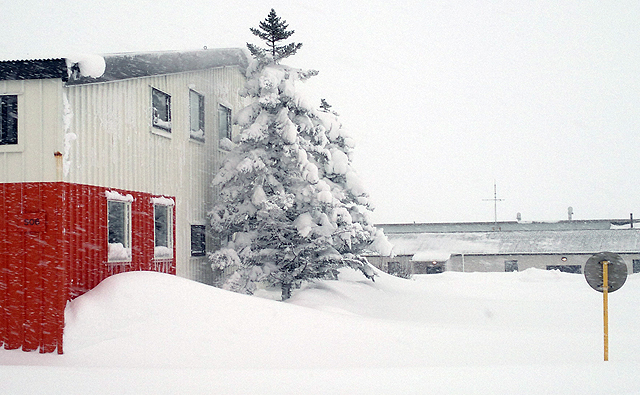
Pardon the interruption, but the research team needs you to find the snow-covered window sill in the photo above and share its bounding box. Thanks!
[154,246,173,258]
[108,243,132,262]
[151,127,172,139]
[189,133,205,145]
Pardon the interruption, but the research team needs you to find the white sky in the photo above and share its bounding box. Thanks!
[3,0,640,224]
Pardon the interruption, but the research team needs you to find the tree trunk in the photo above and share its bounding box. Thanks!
[281,283,292,301]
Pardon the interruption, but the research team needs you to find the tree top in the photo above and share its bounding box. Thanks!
[247,9,303,64]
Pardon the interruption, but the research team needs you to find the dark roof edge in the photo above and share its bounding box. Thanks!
[66,48,251,86]
[0,48,252,84]
[0,59,68,82]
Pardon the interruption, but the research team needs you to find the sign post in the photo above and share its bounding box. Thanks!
[602,260,608,361]
[584,252,627,362]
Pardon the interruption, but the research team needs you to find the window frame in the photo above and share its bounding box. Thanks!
[153,202,174,258]
[107,199,132,262]
[0,95,18,146]
[218,104,232,141]
[189,89,205,142]
[190,224,206,256]
[504,260,518,272]
[151,87,172,132]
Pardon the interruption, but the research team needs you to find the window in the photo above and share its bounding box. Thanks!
[191,225,206,256]
[505,260,518,272]
[152,88,171,131]
[0,95,18,145]
[108,200,132,261]
[154,204,173,258]
[189,90,205,142]
[632,259,640,274]
[218,104,231,140]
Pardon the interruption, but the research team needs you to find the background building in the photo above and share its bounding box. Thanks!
[369,219,640,277]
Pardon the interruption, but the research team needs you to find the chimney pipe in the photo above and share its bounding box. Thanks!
[54,151,63,181]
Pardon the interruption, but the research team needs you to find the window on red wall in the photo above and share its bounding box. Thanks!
[154,203,173,258]
[107,200,132,261]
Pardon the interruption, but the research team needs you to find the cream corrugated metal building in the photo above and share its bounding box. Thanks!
[0,48,250,285]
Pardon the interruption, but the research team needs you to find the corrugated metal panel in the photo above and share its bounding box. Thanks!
[62,65,248,283]
[0,181,177,353]
[0,79,64,183]
[2,60,248,285]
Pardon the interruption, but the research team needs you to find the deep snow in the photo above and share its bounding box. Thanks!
[1,268,639,394]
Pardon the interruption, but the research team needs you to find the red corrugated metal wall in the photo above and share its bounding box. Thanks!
[0,182,176,354]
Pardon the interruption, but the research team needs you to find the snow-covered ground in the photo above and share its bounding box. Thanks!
[1,268,639,394]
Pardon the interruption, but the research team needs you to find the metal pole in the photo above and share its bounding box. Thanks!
[603,260,609,361]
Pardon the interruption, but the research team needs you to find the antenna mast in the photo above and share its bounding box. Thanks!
[483,181,504,230]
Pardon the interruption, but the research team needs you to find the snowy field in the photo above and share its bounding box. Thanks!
[1,268,639,394]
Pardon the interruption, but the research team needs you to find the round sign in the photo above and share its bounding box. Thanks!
[584,252,628,293]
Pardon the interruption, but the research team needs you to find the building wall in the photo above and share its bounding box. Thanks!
[447,253,639,273]
[0,78,65,182]
[0,181,176,353]
[38,67,244,283]
[367,255,446,277]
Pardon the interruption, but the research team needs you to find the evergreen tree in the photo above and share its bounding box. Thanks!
[210,14,392,301]
[247,9,303,64]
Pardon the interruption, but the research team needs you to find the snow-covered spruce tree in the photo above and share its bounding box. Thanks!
[209,10,392,300]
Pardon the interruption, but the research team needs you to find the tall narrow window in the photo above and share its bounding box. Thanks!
[0,95,18,145]
[191,225,206,256]
[218,104,231,140]
[190,90,205,142]
[154,203,173,258]
[108,200,132,261]
[152,88,171,131]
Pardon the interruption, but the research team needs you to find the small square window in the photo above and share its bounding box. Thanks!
[154,204,173,258]
[108,200,132,261]
[1,95,18,145]
[505,260,518,272]
[218,104,231,140]
[152,88,171,131]
[191,225,206,256]
[190,90,205,142]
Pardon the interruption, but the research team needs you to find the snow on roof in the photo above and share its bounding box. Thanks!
[388,229,640,256]
[66,48,250,85]
[0,48,250,84]
[377,219,634,234]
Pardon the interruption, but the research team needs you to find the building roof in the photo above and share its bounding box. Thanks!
[66,48,250,85]
[387,229,640,257]
[377,219,635,234]
[0,59,68,81]
[0,48,251,84]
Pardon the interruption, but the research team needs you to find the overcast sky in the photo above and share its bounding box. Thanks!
[3,0,640,224]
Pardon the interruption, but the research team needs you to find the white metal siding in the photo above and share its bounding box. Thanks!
[3,66,248,284]
[0,79,64,183]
